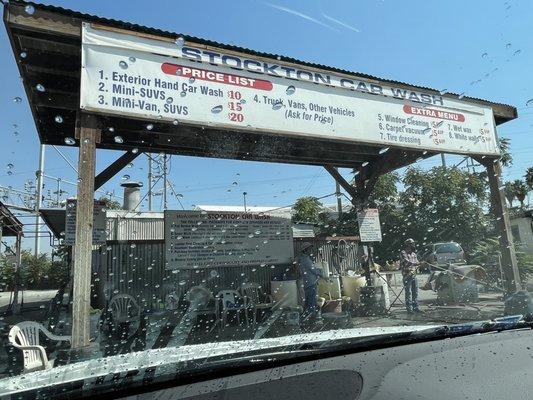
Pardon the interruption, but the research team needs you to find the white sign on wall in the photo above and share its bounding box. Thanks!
[357,208,382,243]
[164,210,294,269]
[64,199,107,245]
[80,24,500,156]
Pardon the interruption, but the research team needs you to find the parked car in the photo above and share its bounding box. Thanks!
[419,242,465,271]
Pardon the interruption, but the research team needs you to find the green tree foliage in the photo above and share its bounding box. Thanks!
[513,179,528,209]
[469,236,533,284]
[504,181,516,208]
[98,196,122,210]
[498,137,513,168]
[397,166,489,254]
[525,167,533,190]
[292,196,323,224]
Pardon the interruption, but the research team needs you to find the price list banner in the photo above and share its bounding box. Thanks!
[81,24,500,155]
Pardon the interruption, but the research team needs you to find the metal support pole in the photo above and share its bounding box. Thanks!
[56,178,61,206]
[71,113,100,349]
[148,154,153,211]
[485,160,521,294]
[12,232,22,315]
[335,168,342,217]
[441,153,446,168]
[34,144,45,256]
[163,154,168,210]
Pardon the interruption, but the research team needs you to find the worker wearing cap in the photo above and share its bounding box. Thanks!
[299,242,326,323]
[401,238,422,314]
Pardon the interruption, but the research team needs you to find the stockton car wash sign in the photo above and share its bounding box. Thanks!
[81,24,499,155]
[164,210,293,269]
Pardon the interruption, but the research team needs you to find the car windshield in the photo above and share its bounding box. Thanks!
[1,0,533,397]
[435,243,463,254]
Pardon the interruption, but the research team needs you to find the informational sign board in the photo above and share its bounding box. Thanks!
[64,199,107,245]
[357,208,382,243]
[81,24,499,156]
[164,210,293,269]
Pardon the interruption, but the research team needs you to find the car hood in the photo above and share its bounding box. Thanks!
[0,325,436,395]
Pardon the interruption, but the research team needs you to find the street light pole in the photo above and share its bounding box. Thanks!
[34,144,45,256]
[243,192,247,212]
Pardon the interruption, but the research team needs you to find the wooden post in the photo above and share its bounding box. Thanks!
[485,159,521,294]
[11,232,22,315]
[71,113,100,348]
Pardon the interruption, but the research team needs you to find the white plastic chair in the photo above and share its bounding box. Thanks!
[8,321,71,373]
[240,283,276,324]
[108,294,141,324]
[215,290,249,330]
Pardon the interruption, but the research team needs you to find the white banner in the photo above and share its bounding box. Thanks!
[81,24,499,155]
[164,210,293,269]
[357,209,382,243]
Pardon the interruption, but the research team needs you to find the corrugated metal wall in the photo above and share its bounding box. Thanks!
[94,241,285,311]
[293,238,361,274]
[106,215,164,241]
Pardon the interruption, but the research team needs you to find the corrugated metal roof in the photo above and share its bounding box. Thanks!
[9,0,516,111]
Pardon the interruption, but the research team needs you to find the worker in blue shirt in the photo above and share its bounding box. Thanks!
[299,242,328,324]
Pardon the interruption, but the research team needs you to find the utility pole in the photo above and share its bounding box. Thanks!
[335,167,342,217]
[243,192,248,212]
[147,153,153,211]
[34,144,45,256]
[163,153,168,210]
[441,153,446,168]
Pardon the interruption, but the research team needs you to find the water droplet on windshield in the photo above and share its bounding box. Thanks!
[286,86,296,95]
[422,127,431,134]
[25,5,35,15]
[131,148,139,154]
[513,49,521,56]
[379,147,389,154]
[122,174,130,180]
[526,99,533,107]
[240,99,246,104]
[172,119,179,125]
[64,137,75,145]
[13,97,22,103]
[146,123,154,130]
[54,115,63,123]
[166,97,173,104]
[361,161,369,167]
[129,56,136,63]
[427,227,435,232]
[114,136,123,144]
[458,92,465,99]
[189,77,195,84]
[506,43,512,49]
[175,36,185,47]
[211,105,223,113]
[119,60,128,69]
[481,52,488,58]
[127,163,133,168]
[439,89,448,95]
[232,181,238,186]
[36,84,45,92]
[7,163,14,169]
[7,171,13,176]
[180,91,187,97]
[272,101,283,110]
[20,51,27,58]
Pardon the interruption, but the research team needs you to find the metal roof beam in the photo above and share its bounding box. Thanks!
[94,151,140,190]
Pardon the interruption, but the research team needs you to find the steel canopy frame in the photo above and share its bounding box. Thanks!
[3,0,521,348]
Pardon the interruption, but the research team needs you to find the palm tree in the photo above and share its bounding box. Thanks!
[525,167,533,190]
[504,181,516,208]
[513,179,528,209]
[499,137,513,168]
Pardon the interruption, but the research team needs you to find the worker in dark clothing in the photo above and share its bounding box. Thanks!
[400,238,422,314]
[299,242,327,324]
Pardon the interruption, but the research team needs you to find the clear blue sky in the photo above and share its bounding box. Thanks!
[1,0,532,252]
